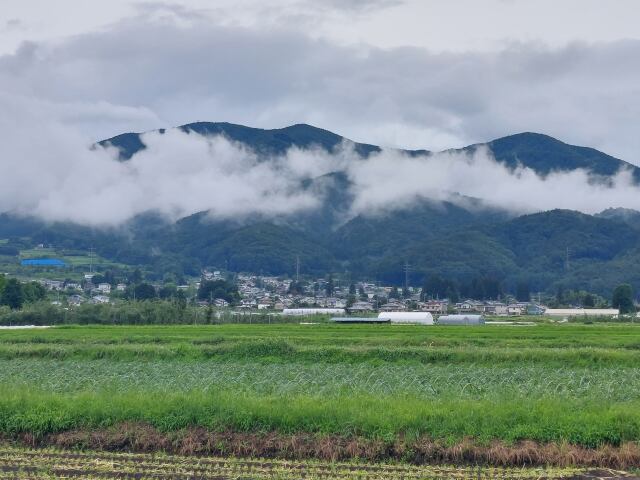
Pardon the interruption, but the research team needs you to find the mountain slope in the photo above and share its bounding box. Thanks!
[487,132,640,179]
[101,122,381,160]
[101,123,640,181]
[3,123,640,296]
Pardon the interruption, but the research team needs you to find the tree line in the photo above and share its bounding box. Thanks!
[0,276,46,310]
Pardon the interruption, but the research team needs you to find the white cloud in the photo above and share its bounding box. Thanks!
[1,7,640,226]
[345,147,640,216]
[0,96,319,226]
[1,17,640,159]
[3,92,640,228]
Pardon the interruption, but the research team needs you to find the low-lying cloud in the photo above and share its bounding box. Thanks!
[346,148,640,216]
[0,97,322,226]
[3,95,640,227]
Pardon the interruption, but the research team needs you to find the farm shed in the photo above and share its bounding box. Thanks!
[438,314,485,325]
[377,312,434,325]
[283,308,346,316]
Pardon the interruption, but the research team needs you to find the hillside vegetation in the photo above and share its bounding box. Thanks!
[2,124,640,295]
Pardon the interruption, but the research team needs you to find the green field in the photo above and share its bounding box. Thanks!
[0,323,639,467]
[0,247,127,282]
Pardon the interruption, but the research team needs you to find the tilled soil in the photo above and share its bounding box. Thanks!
[5,423,640,470]
[3,446,636,480]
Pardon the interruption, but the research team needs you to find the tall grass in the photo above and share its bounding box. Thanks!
[0,389,638,446]
[0,324,639,446]
[1,360,639,401]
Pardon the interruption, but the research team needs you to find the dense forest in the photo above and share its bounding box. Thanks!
[2,123,640,296]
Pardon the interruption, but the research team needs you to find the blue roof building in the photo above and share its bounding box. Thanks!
[21,258,66,267]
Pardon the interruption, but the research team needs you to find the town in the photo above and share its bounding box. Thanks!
[2,267,622,319]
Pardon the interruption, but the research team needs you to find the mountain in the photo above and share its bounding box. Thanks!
[473,132,640,180]
[102,122,640,180]
[3,122,640,296]
[100,122,382,160]
[596,208,640,230]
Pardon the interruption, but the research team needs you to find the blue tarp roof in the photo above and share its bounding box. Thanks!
[21,258,66,267]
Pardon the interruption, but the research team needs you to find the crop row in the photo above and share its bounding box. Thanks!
[0,446,585,479]
[0,339,638,366]
[2,359,639,401]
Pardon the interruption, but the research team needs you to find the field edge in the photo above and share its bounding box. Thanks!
[3,422,640,470]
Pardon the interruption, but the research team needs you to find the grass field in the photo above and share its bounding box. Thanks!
[0,323,639,468]
[0,247,128,282]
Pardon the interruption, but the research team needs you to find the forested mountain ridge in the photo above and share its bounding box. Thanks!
[101,122,640,179]
[2,123,640,296]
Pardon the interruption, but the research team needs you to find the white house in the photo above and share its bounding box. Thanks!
[90,295,110,304]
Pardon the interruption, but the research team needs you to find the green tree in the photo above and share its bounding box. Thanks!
[129,268,143,285]
[0,274,6,294]
[346,294,356,308]
[174,289,187,310]
[22,282,47,303]
[515,281,530,302]
[422,274,458,301]
[0,278,23,310]
[288,280,303,295]
[158,284,177,299]
[325,275,334,297]
[612,284,635,314]
[349,283,356,295]
[583,293,595,308]
[198,279,240,305]
[556,285,565,307]
[133,283,157,301]
[445,286,460,303]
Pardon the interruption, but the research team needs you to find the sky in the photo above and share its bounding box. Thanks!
[1,0,639,157]
[2,1,640,226]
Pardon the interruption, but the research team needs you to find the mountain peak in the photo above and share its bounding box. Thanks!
[481,132,639,180]
[99,122,638,181]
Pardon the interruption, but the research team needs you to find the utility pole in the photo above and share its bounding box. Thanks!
[89,246,95,274]
[295,255,300,283]
[403,261,412,292]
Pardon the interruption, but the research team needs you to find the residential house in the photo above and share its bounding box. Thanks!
[90,295,110,304]
[419,300,448,314]
[348,301,374,313]
[526,304,546,315]
[214,298,229,307]
[507,304,525,315]
[380,301,407,312]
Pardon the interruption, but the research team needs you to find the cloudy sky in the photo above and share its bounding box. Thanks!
[2,0,639,159]
[2,1,640,226]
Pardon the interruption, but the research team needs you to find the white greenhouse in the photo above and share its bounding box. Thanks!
[377,312,434,325]
[437,314,485,325]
